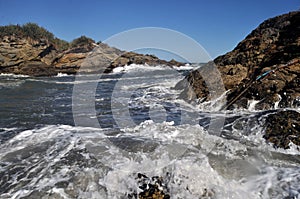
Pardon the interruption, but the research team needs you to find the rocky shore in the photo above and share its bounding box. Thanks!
[176,11,300,149]
[177,11,299,110]
[0,34,182,76]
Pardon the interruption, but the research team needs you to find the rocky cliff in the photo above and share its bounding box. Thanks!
[0,36,58,76]
[175,11,300,149]
[177,11,300,110]
[0,33,182,76]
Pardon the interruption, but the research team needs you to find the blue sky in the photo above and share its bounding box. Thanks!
[0,0,299,61]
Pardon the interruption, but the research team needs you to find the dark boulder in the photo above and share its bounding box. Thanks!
[263,110,300,149]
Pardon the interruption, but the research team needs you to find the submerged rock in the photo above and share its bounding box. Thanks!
[127,172,217,199]
[263,110,300,149]
[128,173,170,199]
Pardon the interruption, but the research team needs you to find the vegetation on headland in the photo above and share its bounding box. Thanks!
[0,22,182,76]
[70,35,95,48]
[0,23,95,51]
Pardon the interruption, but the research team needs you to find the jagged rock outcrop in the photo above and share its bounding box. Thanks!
[106,52,182,73]
[0,36,58,76]
[0,35,124,76]
[111,52,182,68]
[53,47,182,74]
[175,11,300,149]
[0,35,183,76]
[177,11,300,110]
[53,43,124,74]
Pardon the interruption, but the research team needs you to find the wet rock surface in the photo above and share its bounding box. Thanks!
[127,173,217,199]
[263,110,300,149]
[128,173,170,199]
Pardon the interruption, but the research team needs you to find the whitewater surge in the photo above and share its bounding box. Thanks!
[0,64,299,198]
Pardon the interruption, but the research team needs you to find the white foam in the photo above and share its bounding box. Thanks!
[0,73,30,78]
[112,63,170,73]
[197,90,228,112]
[247,100,260,111]
[56,72,70,77]
[173,63,194,70]
[274,94,282,109]
[9,130,33,141]
[1,122,299,198]
[0,127,18,131]
[99,150,258,199]
[112,66,125,73]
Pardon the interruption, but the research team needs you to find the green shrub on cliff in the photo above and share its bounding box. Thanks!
[0,23,69,51]
[0,23,95,52]
[0,23,54,41]
[22,23,55,41]
[0,24,23,37]
[70,36,95,48]
[53,38,70,51]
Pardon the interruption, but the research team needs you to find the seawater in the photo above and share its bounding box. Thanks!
[0,64,299,199]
